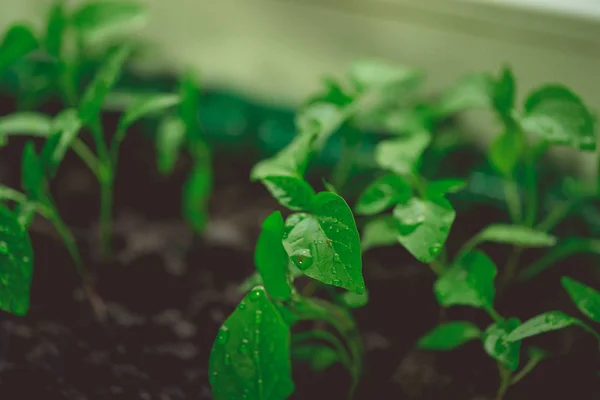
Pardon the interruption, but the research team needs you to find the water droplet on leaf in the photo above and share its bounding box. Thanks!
[290,248,313,270]
[217,327,230,344]
[333,253,341,263]
[332,279,342,287]
[249,288,264,302]
[239,339,250,354]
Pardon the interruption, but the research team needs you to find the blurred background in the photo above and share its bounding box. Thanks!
[1,0,600,176]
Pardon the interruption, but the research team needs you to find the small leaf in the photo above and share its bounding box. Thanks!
[520,85,596,151]
[44,1,66,58]
[156,115,186,175]
[393,197,455,263]
[476,224,557,248]
[355,173,411,216]
[322,179,338,195]
[347,59,422,92]
[360,215,399,252]
[435,250,497,309]
[418,321,481,350]
[251,133,317,211]
[71,1,148,45]
[561,277,600,323]
[0,205,34,316]
[21,142,46,202]
[436,72,494,118]
[425,179,467,198]
[183,156,211,233]
[339,289,369,309]
[255,211,292,301]
[296,102,345,144]
[79,45,131,125]
[283,193,365,294]
[292,343,339,372]
[493,66,516,120]
[0,24,38,74]
[306,76,354,108]
[120,93,181,133]
[209,286,294,400]
[483,318,521,371]
[0,112,53,142]
[178,70,202,141]
[375,131,431,176]
[506,311,581,342]
[488,128,524,177]
[41,109,82,177]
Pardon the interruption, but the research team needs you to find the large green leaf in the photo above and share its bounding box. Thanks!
[251,133,317,211]
[41,109,82,176]
[375,130,431,175]
[183,156,212,233]
[561,277,600,323]
[0,24,38,75]
[354,173,411,216]
[418,321,481,350]
[156,115,186,175]
[519,85,596,151]
[255,212,292,301]
[506,311,581,342]
[435,251,497,309]
[393,197,455,263]
[209,286,294,400]
[71,1,148,45]
[475,224,557,248]
[0,205,34,316]
[436,72,493,118]
[483,318,521,371]
[360,215,399,252]
[283,192,365,294]
[78,45,131,124]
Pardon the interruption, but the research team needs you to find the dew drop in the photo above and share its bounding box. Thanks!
[332,279,342,287]
[331,266,337,274]
[333,253,341,263]
[255,310,263,324]
[239,339,250,354]
[428,243,442,257]
[217,327,230,344]
[249,288,264,302]
[326,239,333,247]
[224,353,231,365]
[0,241,7,254]
[290,248,313,270]
[22,256,29,263]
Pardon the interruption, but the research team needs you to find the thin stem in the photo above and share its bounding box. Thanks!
[455,233,481,263]
[48,210,85,276]
[428,260,444,276]
[536,198,577,233]
[485,305,503,323]
[495,363,512,400]
[292,330,352,369]
[99,169,114,258]
[500,247,522,288]
[511,353,544,386]
[71,139,101,178]
[109,127,126,167]
[503,179,522,224]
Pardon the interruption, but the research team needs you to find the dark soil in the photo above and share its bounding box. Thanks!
[0,105,599,400]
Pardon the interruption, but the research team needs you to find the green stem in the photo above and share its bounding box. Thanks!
[99,169,114,258]
[536,198,577,233]
[485,305,503,323]
[495,363,512,400]
[428,260,445,276]
[500,247,522,288]
[72,139,101,178]
[511,353,544,386]
[503,179,522,223]
[292,330,352,371]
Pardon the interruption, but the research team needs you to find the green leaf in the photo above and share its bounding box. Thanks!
[283,192,365,294]
[21,142,46,202]
[436,72,493,118]
[339,289,369,309]
[354,173,411,216]
[0,24,38,75]
[209,286,294,400]
[425,179,467,198]
[178,69,202,141]
[119,93,181,133]
[322,179,338,195]
[360,215,399,252]
[156,115,186,175]
[79,45,131,124]
[488,128,524,177]
[418,321,481,350]
[41,109,82,177]
[393,197,455,263]
[483,318,521,371]
[506,311,581,342]
[475,224,557,248]
[306,76,354,108]
[183,156,211,233]
[296,102,345,145]
[71,1,148,45]
[520,85,596,151]
[292,343,339,372]
[347,59,422,92]
[375,131,431,175]
[44,1,66,58]
[0,205,34,316]
[255,211,292,301]
[0,112,53,143]
[435,250,497,309]
[251,133,317,211]
[561,277,600,323]
[493,66,516,120]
